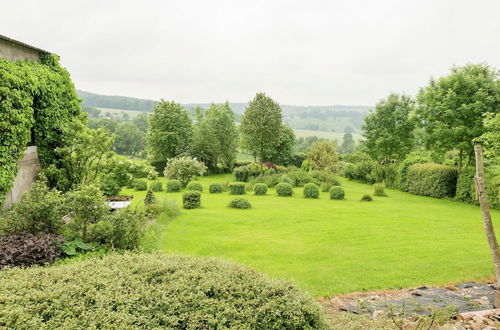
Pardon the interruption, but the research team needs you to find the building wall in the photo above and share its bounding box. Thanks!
[0,38,41,62]
[4,146,41,208]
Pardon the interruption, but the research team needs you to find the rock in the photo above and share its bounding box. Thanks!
[457,282,478,289]
[372,310,384,319]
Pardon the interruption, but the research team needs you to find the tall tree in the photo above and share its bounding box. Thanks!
[114,122,146,156]
[265,124,296,165]
[416,63,500,168]
[133,113,149,133]
[240,93,282,164]
[340,132,356,154]
[147,101,193,172]
[362,93,416,164]
[307,140,339,172]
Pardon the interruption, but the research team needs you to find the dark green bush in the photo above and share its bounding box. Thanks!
[0,234,64,269]
[320,182,332,192]
[407,163,458,198]
[343,160,376,184]
[183,191,201,209]
[229,182,246,195]
[209,183,223,193]
[455,168,476,204]
[398,155,431,191]
[278,174,296,187]
[187,181,203,192]
[166,179,182,192]
[150,181,163,192]
[229,198,252,209]
[329,186,345,200]
[276,182,293,197]
[303,183,320,199]
[0,253,327,328]
[134,180,148,191]
[233,165,250,182]
[373,183,387,197]
[250,174,281,188]
[361,194,373,201]
[287,169,313,187]
[144,189,156,205]
[254,183,268,195]
[100,175,121,196]
[371,164,398,189]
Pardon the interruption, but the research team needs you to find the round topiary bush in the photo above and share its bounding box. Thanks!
[209,183,223,193]
[361,194,373,201]
[229,182,246,195]
[187,181,203,192]
[150,181,163,192]
[329,186,345,200]
[166,179,182,192]
[303,183,319,199]
[276,182,293,197]
[0,253,327,328]
[254,183,268,195]
[183,191,201,209]
[134,180,148,191]
[229,198,252,209]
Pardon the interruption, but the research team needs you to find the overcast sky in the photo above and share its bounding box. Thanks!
[1,0,499,106]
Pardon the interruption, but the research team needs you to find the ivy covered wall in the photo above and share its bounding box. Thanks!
[0,54,80,206]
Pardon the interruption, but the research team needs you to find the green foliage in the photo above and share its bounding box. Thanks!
[303,183,320,199]
[166,179,182,192]
[343,160,376,184]
[309,170,340,186]
[373,183,387,197]
[233,165,251,182]
[134,180,148,191]
[307,140,339,172]
[0,253,327,328]
[61,238,93,256]
[361,194,373,201]
[150,181,163,192]
[153,198,180,218]
[398,155,432,191]
[407,163,458,198]
[477,113,500,158]
[100,174,121,196]
[276,182,293,197]
[245,183,254,192]
[320,182,332,192]
[362,93,416,163]
[339,132,356,154]
[229,198,252,209]
[455,168,476,204]
[144,189,156,206]
[113,122,146,156]
[415,63,500,167]
[147,100,193,172]
[229,182,246,195]
[186,181,203,192]
[278,174,296,187]
[209,182,223,193]
[287,168,313,187]
[265,125,296,165]
[240,93,283,162]
[371,164,399,189]
[329,186,345,200]
[183,191,201,209]
[164,156,207,187]
[254,183,268,195]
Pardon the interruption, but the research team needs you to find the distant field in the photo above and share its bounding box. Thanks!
[97,107,145,118]
[293,129,361,141]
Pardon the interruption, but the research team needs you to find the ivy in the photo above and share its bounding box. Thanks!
[0,55,80,206]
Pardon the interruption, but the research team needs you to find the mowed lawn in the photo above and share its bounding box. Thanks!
[124,174,500,297]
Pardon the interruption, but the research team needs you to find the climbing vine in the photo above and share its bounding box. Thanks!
[0,54,80,206]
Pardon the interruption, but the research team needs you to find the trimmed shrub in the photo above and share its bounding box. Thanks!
[183,191,201,209]
[254,183,268,195]
[209,183,223,193]
[407,163,458,198]
[329,186,345,200]
[276,182,293,197]
[150,181,163,192]
[278,174,296,187]
[0,253,327,328]
[229,198,252,209]
[0,234,64,269]
[373,183,387,197]
[455,168,476,204]
[187,181,203,192]
[361,194,373,201]
[303,183,320,199]
[320,182,332,192]
[398,155,431,191]
[233,165,250,182]
[229,182,246,195]
[134,180,148,191]
[144,189,156,205]
[166,179,182,192]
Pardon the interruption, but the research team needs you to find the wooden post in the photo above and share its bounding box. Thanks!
[474,145,500,306]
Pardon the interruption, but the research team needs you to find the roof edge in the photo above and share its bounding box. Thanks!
[0,34,50,54]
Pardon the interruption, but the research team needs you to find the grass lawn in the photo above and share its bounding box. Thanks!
[124,174,500,297]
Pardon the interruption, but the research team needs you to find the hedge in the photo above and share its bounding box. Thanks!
[303,183,319,199]
[406,163,458,198]
[229,198,252,209]
[183,191,201,209]
[0,253,327,328]
[209,183,223,193]
[254,183,268,195]
[187,181,203,192]
[229,182,246,195]
[398,155,431,191]
[455,168,476,204]
[276,182,293,197]
[166,179,182,192]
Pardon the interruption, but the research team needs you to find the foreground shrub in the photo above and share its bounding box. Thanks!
[164,156,207,187]
[183,191,201,209]
[229,182,246,195]
[229,198,252,209]
[100,174,121,196]
[0,234,64,269]
[166,179,182,192]
[276,182,293,197]
[361,194,373,201]
[303,183,320,199]
[373,183,387,197]
[0,253,327,328]
[209,182,223,193]
[329,186,345,200]
[133,180,148,191]
[144,189,156,205]
[187,181,203,192]
[150,181,163,192]
[407,163,458,198]
[254,183,268,195]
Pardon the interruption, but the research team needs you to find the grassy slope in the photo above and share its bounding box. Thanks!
[124,174,499,297]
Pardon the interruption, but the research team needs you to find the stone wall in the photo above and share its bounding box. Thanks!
[0,37,42,62]
[4,146,41,208]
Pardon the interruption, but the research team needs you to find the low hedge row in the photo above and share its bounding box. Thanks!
[406,163,458,198]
